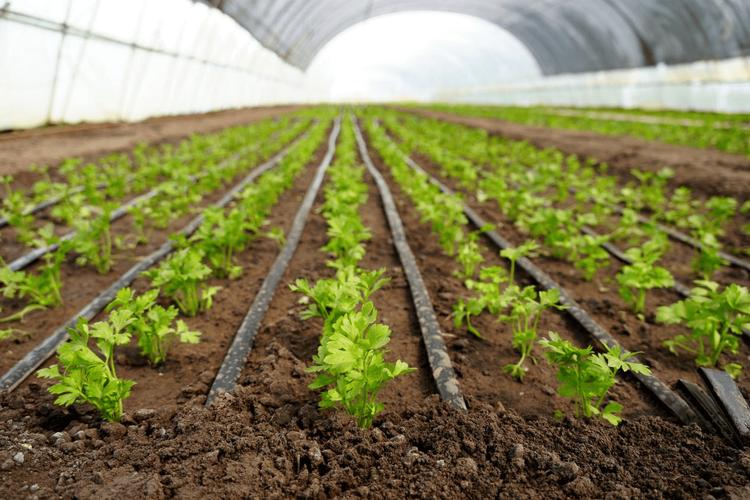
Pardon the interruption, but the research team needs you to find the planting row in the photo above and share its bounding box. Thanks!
[416,104,750,157]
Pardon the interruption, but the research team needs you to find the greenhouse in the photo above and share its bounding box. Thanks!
[1,0,750,497]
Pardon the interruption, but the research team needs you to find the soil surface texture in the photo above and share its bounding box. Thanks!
[1,355,749,499]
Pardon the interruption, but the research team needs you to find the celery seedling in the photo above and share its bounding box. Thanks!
[37,314,135,422]
[145,248,220,316]
[658,281,750,378]
[540,332,651,425]
[502,287,565,380]
[616,235,674,315]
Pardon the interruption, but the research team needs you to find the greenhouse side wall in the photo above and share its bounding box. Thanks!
[0,0,318,130]
[435,56,750,113]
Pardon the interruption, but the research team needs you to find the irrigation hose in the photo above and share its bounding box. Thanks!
[206,116,342,404]
[353,116,467,412]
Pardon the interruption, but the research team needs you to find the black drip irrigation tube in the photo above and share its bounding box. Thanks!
[570,191,750,274]
[0,185,95,229]
[0,131,311,393]
[206,117,343,405]
[353,118,467,412]
[5,139,273,273]
[633,210,750,273]
[578,225,750,341]
[394,149,699,425]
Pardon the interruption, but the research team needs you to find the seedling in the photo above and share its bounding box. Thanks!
[191,207,254,279]
[455,230,484,280]
[71,204,115,274]
[616,235,674,315]
[658,280,750,378]
[37,314,135,422]
[307,301,414,428]
[106,288,201,365]
[0,327,27,342]
[502,287,565,380]
[453,266,507,338]
[500,240,538,288]
[145,248,220,316]
[0,246,66,322]
[1,176,36,245]
[540,332,651,425]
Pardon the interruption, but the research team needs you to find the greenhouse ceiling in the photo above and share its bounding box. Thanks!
[201,0,750,74]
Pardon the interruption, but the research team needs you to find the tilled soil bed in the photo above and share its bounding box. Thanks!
[1,346,750,499]
[2,113,750,499]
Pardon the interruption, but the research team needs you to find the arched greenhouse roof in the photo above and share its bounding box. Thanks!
[201,0,750,74]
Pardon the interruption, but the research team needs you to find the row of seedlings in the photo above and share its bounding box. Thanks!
[24,118,333,421]
[290,117,414,428]
[0,114,295,246]
[361,112,651,425]
[383,111,750,382]
[417,103,750,158]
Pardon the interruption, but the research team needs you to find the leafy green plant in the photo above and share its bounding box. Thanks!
[307,301,414,428]
[70,204,115,274]
[566,233,611,280]
[500,240,539,288]
[502,287,565,380]
[657,281,750,378]
[37,313,135,422]
[0,246,66,322]
[191,207,254,279]
[453,266,507,338]
[616,235,674,315]
[0,175,36,245]
[322,214,371,268]
[265,226,286,247]
[106,288,201,365]
[144,248,220,316]
[0,327,27,342]
[540,332,651,425]
[455,230,485,280]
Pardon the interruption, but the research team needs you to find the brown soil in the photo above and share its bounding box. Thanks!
[1,357,748,499]
[0,106,302,178]
[404,108,750,200]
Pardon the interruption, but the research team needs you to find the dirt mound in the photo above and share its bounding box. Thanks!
[1,341,748,499]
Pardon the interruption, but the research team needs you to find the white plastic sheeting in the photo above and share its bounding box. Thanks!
[0,0,318,129]
[436,57,750,113]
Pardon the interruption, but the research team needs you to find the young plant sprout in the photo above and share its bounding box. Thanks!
[616,234,674,316]
[145,247,220,317]
[658,281,750,378]
[38,314,136,422]
[540,332,651,425]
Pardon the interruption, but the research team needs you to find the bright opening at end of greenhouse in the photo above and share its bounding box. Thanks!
[306,11,541,102]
